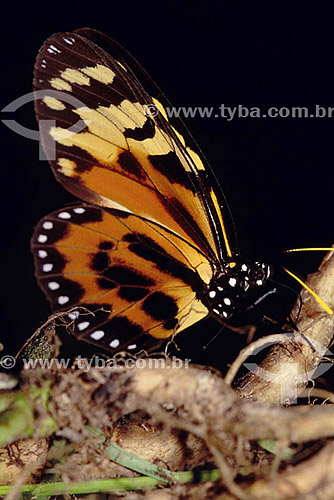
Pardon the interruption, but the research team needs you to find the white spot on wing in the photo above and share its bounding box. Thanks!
[38,250,48,259]
[209,290,216,299]
[127,344,137,350]
[63,37,75,45]
[38,234,48,243]
[43,221,53,230]
[58,211,71,219]
[229,278,237,287]
[109,339,120,348]
[43,263,53,272]
[48,281,60,290]
[58,296,69,305]
[78,321,90,331]
[91,331,105,341]
[47,44,61,54]
[73,207,86,214]
[68,311,80,320]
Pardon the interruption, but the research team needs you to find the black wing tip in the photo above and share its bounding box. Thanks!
[33,28,117,92]
[34,27,108,64]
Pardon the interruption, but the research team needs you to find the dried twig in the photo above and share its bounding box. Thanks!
[235,248,334,403]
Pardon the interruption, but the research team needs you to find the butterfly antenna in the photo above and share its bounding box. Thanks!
[282,267,333,315]
[265,277,301,328]
[282,247,334,314]
[202,321,227,351]
[284,247,334,254]
[267,277,303,315]
[246,287,278,308]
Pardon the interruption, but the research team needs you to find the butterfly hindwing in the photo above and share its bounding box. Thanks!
[31,205,209,352]
[33,29,235,265]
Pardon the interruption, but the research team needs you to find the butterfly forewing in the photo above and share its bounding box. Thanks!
[34,30,236,264]
[74,28,238,261]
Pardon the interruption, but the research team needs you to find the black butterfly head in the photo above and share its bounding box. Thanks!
[206,261,271,319]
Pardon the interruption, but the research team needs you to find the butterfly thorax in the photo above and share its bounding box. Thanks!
[205,261,271,319]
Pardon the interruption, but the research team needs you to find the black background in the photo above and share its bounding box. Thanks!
[1,2,333,371]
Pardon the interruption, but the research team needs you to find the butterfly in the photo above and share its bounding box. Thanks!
[31,28,271,354]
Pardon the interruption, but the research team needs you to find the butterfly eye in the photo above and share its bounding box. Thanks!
[249,266,266,282]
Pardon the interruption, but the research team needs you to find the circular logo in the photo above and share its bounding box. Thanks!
[143,104,159,118]
[0,355,16,369]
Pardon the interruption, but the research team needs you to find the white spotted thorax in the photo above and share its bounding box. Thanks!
[206,261,271,318]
